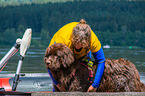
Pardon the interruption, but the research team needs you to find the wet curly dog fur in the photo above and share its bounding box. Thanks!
[44,43,90,91]
[44,43,145,92]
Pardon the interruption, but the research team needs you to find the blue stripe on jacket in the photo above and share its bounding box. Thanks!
[92,47,105,88]
[47,69,58,85]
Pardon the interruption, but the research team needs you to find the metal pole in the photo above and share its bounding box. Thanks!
[0,43,20,69]
[12,55,24,91]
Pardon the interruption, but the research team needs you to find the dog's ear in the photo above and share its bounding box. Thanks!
[60,45,74,68]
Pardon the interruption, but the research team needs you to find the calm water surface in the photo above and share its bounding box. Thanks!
[0,46,144,73]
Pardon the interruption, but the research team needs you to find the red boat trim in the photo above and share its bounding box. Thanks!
[0,78,12,91]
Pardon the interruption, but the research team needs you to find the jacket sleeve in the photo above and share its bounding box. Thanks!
[47,69,58,85]
[92,47,105,88]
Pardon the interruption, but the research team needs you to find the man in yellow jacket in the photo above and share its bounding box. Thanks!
[48,19,105,92]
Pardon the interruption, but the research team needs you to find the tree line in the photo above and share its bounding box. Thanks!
[0,1,145,48]
[0,0,73,7]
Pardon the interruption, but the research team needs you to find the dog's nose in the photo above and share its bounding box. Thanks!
[46,59,51,65]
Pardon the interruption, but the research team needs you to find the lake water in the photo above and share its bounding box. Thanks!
[0,46,145,92]
[0,46,144,73]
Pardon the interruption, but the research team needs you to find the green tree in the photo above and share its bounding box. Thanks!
[17,24,25,38]
[3,28,17,45]
[40,29,51,47]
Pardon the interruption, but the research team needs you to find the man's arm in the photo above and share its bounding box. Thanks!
[88,47,105,92]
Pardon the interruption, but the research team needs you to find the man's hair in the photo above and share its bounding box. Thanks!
[72,19,91,52]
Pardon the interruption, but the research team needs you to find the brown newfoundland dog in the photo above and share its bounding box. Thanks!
[44,43,145,92]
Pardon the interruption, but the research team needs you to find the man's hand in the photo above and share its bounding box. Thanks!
[87,85,97,92]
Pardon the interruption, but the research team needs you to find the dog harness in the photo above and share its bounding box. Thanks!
[80,62,93,84]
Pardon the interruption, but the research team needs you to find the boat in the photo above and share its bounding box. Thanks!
[103,45,110,48]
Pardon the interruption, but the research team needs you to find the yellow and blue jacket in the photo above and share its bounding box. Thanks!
[49,22,101,59]
[48,22,105,88]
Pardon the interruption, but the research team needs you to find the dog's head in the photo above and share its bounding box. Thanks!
[44,43,74,71]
